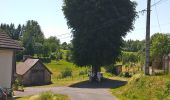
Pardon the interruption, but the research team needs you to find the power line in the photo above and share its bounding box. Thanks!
[151,0,167,7]
[138,0,169,14]
[154,0,162,32]
[134,22,170,31]
[56,33,71,37]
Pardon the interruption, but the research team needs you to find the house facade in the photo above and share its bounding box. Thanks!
[16,58,52,86]
[0,32,22,89]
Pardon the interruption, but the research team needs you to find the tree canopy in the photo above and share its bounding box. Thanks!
[123,40,145,52]
[150,33,170,63]
[62,0,137,72]
[22,20,44,55]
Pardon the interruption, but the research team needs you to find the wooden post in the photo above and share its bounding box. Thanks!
[145,0,151,75]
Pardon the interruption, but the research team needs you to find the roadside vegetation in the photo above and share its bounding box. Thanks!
[112,73,170,100]
[17,91,69,100]
[44,60,89,87]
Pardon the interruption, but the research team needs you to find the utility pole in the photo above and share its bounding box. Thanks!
[145,0,151,75]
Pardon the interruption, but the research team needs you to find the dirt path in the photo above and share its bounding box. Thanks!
[14,79,127,100]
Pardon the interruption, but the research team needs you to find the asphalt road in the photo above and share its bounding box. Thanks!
[14,79,127,100]
[15,87,116,100]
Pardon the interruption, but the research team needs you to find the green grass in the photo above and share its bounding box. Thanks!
[16,91,69,100]
[40,60,89,87]
[61,49,68,60]
[111,73,170,100]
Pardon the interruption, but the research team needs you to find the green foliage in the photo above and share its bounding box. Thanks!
[123,40,144,52]
[39,91,54,100]
[66,50,73,62]
[22,20,44,55]
[150,33,170,66]
[13,78,24,91]
[61,42,72,50]
[42,43,51,57]
[104,64,115,74]
[121,52,139,64]
[46,36,60,52]
[60,68,72,78]
[1,21,64,61]
[17,91,70,100]
[63,0,137,69]
[119,72,132,78]
[45,60,88,86]
[39,57,51,63]
[0,23,22,40]
[112,73,170,100]
[34,42,43,57]
[79,68,89,76]
[16,50,24,61]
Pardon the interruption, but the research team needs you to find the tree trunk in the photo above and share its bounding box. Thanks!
[91,66,101,81]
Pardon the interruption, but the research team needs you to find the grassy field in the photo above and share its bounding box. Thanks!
[41,60,89,87]
[111,73,170,100]
[16,91,69,100]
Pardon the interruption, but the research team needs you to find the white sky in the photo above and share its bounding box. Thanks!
[0,0,170,43]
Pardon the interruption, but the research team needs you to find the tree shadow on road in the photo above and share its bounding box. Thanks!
[69,78,127,89]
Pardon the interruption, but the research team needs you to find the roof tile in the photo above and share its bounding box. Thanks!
[0,32,23,50]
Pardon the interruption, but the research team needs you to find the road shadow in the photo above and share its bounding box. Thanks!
[69,78,127,89]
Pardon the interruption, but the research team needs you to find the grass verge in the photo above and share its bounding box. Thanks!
[16,91,69,100]
[111,73,170,100]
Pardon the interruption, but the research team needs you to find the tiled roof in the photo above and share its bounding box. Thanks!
[16,58,52,75]
[0,32,23,50]
[16,59,39,75]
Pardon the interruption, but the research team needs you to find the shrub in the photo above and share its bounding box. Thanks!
[39,57,51,63]
[119,72,132,78]
[79,70,87,76]
[29,91,69,100]
[13,78,21,91]
[61,68,72,78]
[79,68,88,76]
[39,91,53,100]
[50,54,56,60]
[105,64,115,74]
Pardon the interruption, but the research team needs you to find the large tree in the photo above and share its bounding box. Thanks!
[46,36,60,52]
[150,33,170,70]
[22,20,44,55]
[63,0,137,78]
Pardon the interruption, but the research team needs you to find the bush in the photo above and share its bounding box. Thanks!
[119,72,132,78]
[16,51,24,61]
[61,68,72,78]
[79,70,88,76]
[50,54,56,60]
[39,91,53,100]
[28,91,69,100]
[39,57,51,63]
[105,64,115,74]
[12,78,24,91]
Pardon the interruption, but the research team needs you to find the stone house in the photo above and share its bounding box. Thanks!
[0,32,22,89]
[16,57,52,86]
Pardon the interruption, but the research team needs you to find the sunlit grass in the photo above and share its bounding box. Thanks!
[111,73,170,100]
[16,91,69,100]
[35,60,89,87]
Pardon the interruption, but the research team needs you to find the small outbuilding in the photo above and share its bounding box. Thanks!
[0,32,22,89]
[16,57,52,86]
[163,53,170,73]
